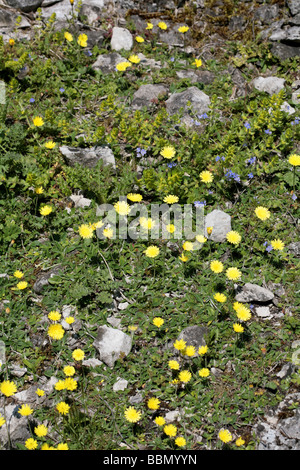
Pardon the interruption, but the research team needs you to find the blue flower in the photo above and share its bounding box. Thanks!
[246,156,256,165]
[244,122,251,129]
[29,98,35,103]
[264,129,272,135]
[167,162,177,168]
[248,172,254,179]
[194,201,206,208]
[266,245,273,252]
[59,87,65,93]
[292,193,297,201]
[215,156,220,162]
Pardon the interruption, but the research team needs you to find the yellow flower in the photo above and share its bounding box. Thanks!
[55,380,66,391]
[64,377,77,391]
[160,145,175,159]
[72,349,85,361]
[179,253,189,262]
[198,345,208,355]
[77,33,88,47]
[35,186,44,194]
[226,267,242,281]
[56,401,70,415]
[9,38,15,46]
[18,404,33,416]
[226,230,241,245]
[114,200,131,216]
[163,194,179,204]
[271,239,285,250]
[255,206,270,221]
[198,368,210,378]
[182,241,193,251]
[146,22,153,30]
[166,224,175,233]
[154,416,165,426]
[210,260,224,273]
[144,245,160,258]
[195,235,207,244]
[103,227,114,239]
[153,317,164,328]
[65,316,74,324]
[214,292,227,303]
[57,443,69,450]
[200,170,213,183]
[124,406,141,423]
[234,302,251,322]
[44,140,56,149]
[64,31,73,42]
[35,388,45,397]
[34,424,48,437]
[207,226,213,235]
[25,438,38,450]
[0,380,17,397]
[235,437,245,447]
[48,323,65,340]
[16,281,28,290]
[0,414,6,427]
[175,436,186,447]
[233,323,244,333]
[135,36,144,43]
[288,154,300,166]
[128,54,141,64]
[178,25,189,33]
[218,428,233,443]
[78,224,94,239]
[92,220,104,229]
[33,116,44,127]
[63,365,75,377]
[158,21,167,30]
[164,424,177,437]
[14,270,24,278]
[127,193,143,202]
[193,58,202,67]
[173,339,186,351]
[48,310,61,321]
[185,345,196,357]
[178,369,192,382]
[147,397,160,410]
[140,217,156,230]
[116,61,131,72]
[40,205,52,216]
[168,360,180,370]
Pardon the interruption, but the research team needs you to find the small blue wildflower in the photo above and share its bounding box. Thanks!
[292,193,297,201]
[233,174,241,182]
[140,148,147,156]
[29,98,35,103]
[263,241,268,246]
[170,57,175,62]
[221,156,225,161]
[167,162,177,168]
[264,129,272,135]
[194,201,206,208]
[59,87,65,93]
[84,49,92,57]
[246,156,256,165]
[215,156,220,162]
[266,245,273,252]
[208,190,214,195]
[248,172,254,179]
[198,113,208,119]
[244,122,251,129]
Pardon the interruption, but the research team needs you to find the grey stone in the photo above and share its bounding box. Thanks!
[204,209,231,242]
[276,362,296,379]
[129,391,143,404]
[4,0,43,12]
[255,393,300,450]
[131,84,168,110]
[0,404,32,449]
[288,0,300,16]
[280,101,296,115]
[287,242,300,257]
[0,7,30,28]
[79,0,105,24]
[59,145,116,169]
[165,86,210,127]
[33,265,63,294]
[164,410,181,423]
[253,76,285,95]
[235,283,274,303]
[136,53,161,69]
[93,325,132,367]
[70,194,92,208]
[173,325,208,356]
[9,364,27,377]
[110,27,133,51]
[271,43,300,60]
[118,302,129,311]
[254,4,279,24]
[292,88,300,104]
[92,52,124,74]
[289,13,300,25]
[82,357,103,368]
[228,15,246,31]
[41,0,77,19]
[113,377,128,392]
[270,26,300,43]
[255,306,272,318]
[176,69,215,85]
